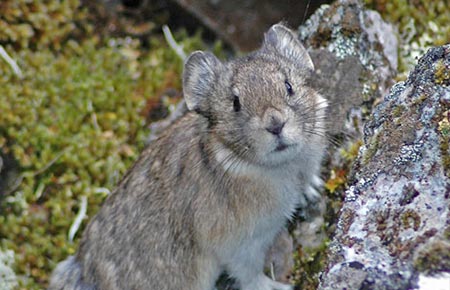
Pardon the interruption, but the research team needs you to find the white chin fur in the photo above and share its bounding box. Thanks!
[213,140,300,177]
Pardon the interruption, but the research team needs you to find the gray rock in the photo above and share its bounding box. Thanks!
[319,45,450,290]
[299,0,398,135]
[172,0,331,52]
[0,152,21,198]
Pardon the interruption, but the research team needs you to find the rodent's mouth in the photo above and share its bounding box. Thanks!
[274,143,289,152]
[273,141,297,153]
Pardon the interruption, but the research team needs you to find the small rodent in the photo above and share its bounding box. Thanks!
[48,23,328,290]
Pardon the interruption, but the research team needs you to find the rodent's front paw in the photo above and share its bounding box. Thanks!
[304,175,324,204]
[305,185,321,204]
[312,174,324,188]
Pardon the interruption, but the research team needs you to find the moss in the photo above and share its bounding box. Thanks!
[434,59,450,85]
[392,105,406,118]
[0,21,206,290]
[411,95,428,107]
[290,240,329,290]
[365,0,450,79]
[438,112,450,137]
[0,0,91,50]
[414,239,450,275]
[401,209,421,231]
[437,110,450,177]
[362,132,381,164]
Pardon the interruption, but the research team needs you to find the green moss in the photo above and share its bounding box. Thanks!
[437,110,450,177]
[434,59,450,85]
[362,132,381,164]
[414,239,450,275]
[439,131,450,177]
[392,105,406,118]
[290,240,329,290]
[365,0,450,79]
[0,25,206,290]
[0,0,90,50]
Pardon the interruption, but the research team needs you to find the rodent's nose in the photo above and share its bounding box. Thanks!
[266,118,286,136]
[264,108,286,136]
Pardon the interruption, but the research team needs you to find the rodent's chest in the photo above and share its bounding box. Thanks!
[214,175,302,258]
[236,173,303,227]
[263,176,302,218]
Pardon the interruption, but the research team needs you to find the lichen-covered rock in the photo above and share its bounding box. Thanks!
[319,45,450,290]
[286,1,398,288]
[299,0,398,135]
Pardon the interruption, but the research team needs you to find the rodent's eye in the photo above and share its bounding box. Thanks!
[233,95,241,112]
[285,80,294,96]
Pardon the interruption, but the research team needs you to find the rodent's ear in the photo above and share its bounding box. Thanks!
[183,51,223,112]
[263,23,314,70]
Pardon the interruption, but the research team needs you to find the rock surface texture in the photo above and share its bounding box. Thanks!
[172,0,331,52]
[288,0,398,274]
[319,45,450,289]
[299,0,397,136]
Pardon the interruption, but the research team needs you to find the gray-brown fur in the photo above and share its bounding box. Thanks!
[48,24,327,290]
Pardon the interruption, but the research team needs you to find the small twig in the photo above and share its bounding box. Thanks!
[34,182,45,200]
[270,262,276,280]
[93,187,111,196]
[33,147,70,176]
[68,195,88,243]
[0,45,23,78]
[162,25,187,60]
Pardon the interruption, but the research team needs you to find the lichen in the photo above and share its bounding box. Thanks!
[0,249,18,290]
[399,184,420,206]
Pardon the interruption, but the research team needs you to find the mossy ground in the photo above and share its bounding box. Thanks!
[0,1,209,289]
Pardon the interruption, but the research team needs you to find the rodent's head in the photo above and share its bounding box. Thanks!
[183,24,327,168]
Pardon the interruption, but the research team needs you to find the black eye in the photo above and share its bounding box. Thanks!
[285,80,294,96]
[233,95,241,112]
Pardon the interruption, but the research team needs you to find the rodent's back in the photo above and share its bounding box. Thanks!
[74,113,213,289]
